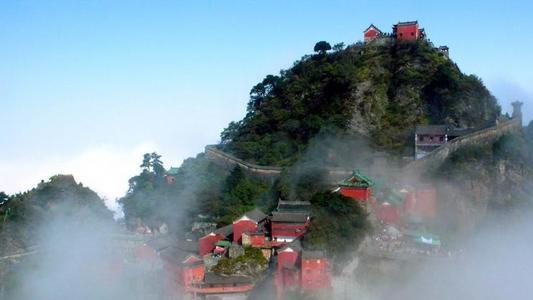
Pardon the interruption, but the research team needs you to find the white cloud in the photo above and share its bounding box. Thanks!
[0,142,158,213]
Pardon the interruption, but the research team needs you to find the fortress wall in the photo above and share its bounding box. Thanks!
[206,117,522,180]
[407,118,522,173]
[204,145,283,178]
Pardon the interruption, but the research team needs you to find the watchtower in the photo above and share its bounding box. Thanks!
[511,101,523,123]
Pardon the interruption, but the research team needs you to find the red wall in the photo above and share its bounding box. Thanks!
[182,264,205,288]
[275,249,301,298]
[250,234,266,247]
[364,28,380,42]
[233,219,258,243]
[277,250,300,271]
[396,24,419,41]
[301,258,331,291]
[134,244,157,260]
[404,188,437,218]
[340,187,371,201]
[165,175,176,184]
[198,233,225,256]
[272,223,308,240]
[376,203,401,224]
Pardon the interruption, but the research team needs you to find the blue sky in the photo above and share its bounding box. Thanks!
[1,0,532,207]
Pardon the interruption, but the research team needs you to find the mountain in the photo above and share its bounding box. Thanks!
[0,175,113,254]
[220,39,500,165]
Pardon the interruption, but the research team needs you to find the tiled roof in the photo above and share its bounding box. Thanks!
[241,208,267,223]
[396,21,418,26]
[271,211,309,223]
[279,238,302,252]
[338,170,374,188]
[302,250,325,259]
[364,24,383,33]
[213,224,233,237]
[415,125,449,135]
[166,167,180,175]
[145,236,176,252]
[277,200,311,212]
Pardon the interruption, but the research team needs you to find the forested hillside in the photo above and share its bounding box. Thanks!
[220,40,500,165]
[0,175,112,254]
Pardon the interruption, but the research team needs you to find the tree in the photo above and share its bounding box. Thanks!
[313,41,331,55]
[140,153,151,171]
[304,192,370,263]
[0,191,7,203]
[150,152,165,177]
[332,42,345,52]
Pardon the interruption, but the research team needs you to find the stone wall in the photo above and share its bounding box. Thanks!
[204,145,283,178]
[406,118,522,174]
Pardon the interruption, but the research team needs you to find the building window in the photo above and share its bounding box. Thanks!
[411,32,415,36]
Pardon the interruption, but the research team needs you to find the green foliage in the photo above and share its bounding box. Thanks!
[304,192,370,263]
[332,42,345,52]
[120,157,269,232]
[120,153,229,232]
[211,246,268,276]
[0,175,113,255]
[221,40,500,165]
[493,134,529,162]
[213,166,269,225]
[314,41,332,54]
[0,191,7,203]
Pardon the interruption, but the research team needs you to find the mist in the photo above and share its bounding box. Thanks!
[4,202,165,300]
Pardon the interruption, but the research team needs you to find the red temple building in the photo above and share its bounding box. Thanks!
[374,190,404,224]
[271,200,311,243]
[363,24,383,42]
[232,208,267,243]
[300,251,331,292]
[393,21,424,41]
[337,170,374,202]
[198,224,233,256]
[181,255,205,288]
[164,167,179,184]
[275,239,303,299]
[363,21,426,43]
